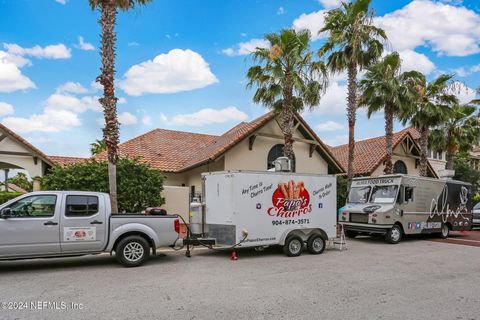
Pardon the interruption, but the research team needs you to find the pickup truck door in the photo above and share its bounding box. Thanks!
[0,194,61,258]
[60,194,107,253]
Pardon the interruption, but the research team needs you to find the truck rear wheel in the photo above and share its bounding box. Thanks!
[307,235,325,255]
[385,225,402,244]
[283,236,303,257]
[440,224,450,239]
[115,235,150,267]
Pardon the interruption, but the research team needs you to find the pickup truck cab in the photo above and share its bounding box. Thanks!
[0,191,180,267]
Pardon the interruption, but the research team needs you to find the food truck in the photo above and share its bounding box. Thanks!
[339,175,473,243]
[187,170,337,257]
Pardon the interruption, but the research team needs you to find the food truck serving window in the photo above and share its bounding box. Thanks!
[348,186,371,204]
[370,185,399,204]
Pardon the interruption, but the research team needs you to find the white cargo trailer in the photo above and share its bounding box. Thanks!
[190,170,337,256]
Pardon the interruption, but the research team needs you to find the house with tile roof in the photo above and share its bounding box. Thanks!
[330,127,439,178]
[94,111,344,199]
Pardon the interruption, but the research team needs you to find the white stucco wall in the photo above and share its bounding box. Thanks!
[370,144,419,177]
[0,136,47,177]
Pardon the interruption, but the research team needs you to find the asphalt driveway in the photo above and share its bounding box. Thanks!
[0,237,479,320]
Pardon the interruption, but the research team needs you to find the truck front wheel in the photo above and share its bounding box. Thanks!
[385,225,402,244]
[115,236,150,267]
[283,236,303,257]
[307,235,325,255]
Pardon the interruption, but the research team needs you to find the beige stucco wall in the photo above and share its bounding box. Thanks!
[0,137,47,177]
[370,144,419,177]
[428,159,446,176]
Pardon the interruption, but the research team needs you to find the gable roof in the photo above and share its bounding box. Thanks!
[96,111,344,173]
[0,123,53,166]
[48,155,88,167]
[330,127,437,178]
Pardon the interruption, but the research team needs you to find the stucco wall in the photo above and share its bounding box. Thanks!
[370,144,419,177]
[0,137,46,177]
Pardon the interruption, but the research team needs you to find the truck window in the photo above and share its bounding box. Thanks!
[65,196,99,217]
[370,185,398,204]
[8,195,57,218]
[348,186,371,204]
[404,187,414,202]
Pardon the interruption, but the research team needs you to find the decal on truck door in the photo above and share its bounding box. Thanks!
[63,227,96,241]
[268,180,312,218]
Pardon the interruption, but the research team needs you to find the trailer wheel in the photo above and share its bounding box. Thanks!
[385,225,402,244]
[115,235,150,267]
[307,235,325,255]
[283,236,303,257]
[440,224,450,239]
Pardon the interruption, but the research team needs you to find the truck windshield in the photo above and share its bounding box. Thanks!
[370,185,399,204]
[348,186,371,204]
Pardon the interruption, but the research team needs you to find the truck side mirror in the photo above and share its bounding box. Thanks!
[0,208,11,219]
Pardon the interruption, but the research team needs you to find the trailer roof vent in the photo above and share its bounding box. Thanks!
[274,157,292,172]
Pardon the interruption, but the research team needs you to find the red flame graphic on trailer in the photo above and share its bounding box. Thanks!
[267,180,312,218]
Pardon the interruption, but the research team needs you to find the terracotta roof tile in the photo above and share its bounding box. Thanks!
[49,156,88,167]
[330,126,435,176]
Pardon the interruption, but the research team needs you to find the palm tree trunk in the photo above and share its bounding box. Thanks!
[445,130,455,170]
[281,84,295,166]
[99,0,120,213]
[346,62,358,186]
[384,106,394,174]
[418,126,429,177]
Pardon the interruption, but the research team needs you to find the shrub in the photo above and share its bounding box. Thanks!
[0,191,23,204]
[41,158,165,213]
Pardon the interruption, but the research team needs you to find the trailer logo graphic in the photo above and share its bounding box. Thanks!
[268,181,312,218]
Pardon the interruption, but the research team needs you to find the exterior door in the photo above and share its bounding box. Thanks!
[60,194,107,253]
[0,194,60,258]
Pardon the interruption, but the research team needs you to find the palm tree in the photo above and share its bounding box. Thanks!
[318,0,387,184]
[430,104,480,170]
[399,74,457,176]
[89,0,152,213]
[359,52,419,174]
[90,139,107,156]
[247,29,328,161]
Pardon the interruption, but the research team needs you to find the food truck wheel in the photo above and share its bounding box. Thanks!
[307,235,325,255]
[385,225,402,244]
[440,224,450,239]
[283,236,304,257]
[115,236,150,267]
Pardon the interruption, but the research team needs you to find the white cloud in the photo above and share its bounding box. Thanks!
[142,115,152,126]
[44,93,101,113]
[222,38,270,56]
[450,82,477,104]
[293,10,328,40]
[2,109,80,133]
[4,43,71,59]
[0,51,36,93]
[0,102,14,116]
[75,36,95,51]
[277,7,285,15]
[118,112,138,125]
[307,81,347,116]
[128,42,140,47]
[56,81,88,94]
[118,49,218,96]
[164,106,248,127]
[325,134,349,146]
[398,50,436,74]
[375,0,480,57]
[454,64,480,77]
[317,0,343,9]
[90,81,103,92]
[316,120,344,132]
[55,0,67,4]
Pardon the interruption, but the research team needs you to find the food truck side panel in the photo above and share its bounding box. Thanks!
[204,171,337,247]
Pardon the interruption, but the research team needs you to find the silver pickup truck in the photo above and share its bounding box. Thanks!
[0,191,180,267]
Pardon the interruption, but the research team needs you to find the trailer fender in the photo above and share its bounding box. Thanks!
[279,228,328,245]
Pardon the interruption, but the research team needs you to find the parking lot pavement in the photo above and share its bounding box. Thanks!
[0,238,479,320]
[430,230,480,247]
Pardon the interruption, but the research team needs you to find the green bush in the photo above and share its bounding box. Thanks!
[336,175,348,209]
[41,158,165,213]
[0,191,23,204]
[454,153,480,195]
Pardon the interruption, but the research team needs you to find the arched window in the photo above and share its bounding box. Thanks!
[393,160,407,174]
[267,144,295,172]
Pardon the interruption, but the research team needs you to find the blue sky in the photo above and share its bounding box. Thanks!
[0,0,479,157]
